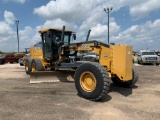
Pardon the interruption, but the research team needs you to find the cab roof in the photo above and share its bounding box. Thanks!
[39,28,72,34]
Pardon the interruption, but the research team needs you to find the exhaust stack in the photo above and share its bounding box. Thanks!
[86,30,91,42]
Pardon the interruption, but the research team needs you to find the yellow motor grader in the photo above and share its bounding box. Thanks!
[25,26,139,101]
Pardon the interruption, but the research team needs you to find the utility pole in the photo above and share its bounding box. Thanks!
[104,7,113,44]
[14,20,20,53]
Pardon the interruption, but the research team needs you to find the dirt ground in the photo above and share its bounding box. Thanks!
[0,63,160,120]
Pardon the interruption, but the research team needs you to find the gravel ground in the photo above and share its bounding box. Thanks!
[0,63,160,120]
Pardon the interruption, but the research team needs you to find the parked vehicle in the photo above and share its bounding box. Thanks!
[0,54,22,64]
[137,50,159,65]
[19,53,30,66]
[155,50,160,62]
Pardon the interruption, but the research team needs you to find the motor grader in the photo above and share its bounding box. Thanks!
[25,26,139,101]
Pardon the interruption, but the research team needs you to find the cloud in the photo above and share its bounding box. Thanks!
[90,21,120,40]
[118,0,160,20]
[36,18,74,31]
[0,11,38,52]
[0,23,38,52]
[33,0,160,21]
[0,11,16,42]
[33,0,113,41]
[18,26,39,50]
[1,1,160,52]
[111,19,160,50]
[0,21,17,52]
[4,10,16,25]
[3,0,27,4]
[33,0,160,45]
[0,22,13,36]
[33,0,106,22]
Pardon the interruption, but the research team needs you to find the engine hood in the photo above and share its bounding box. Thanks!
[142,55,158,57]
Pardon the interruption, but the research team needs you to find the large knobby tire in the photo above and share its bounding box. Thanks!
[31,59,44,72]
[25,59,32,75]
[74,62,111,101]
[112,68,139,88]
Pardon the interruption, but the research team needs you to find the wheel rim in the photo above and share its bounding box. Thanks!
[80,71,96,92]
[25,62,28,71]
[32,62,36,72]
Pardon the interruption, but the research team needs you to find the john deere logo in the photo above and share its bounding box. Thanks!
[128,51,131,54]
[80,45,90,49]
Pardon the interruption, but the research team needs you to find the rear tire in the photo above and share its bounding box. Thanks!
[74,62,111,101]
[25,59,32,75]
[112,68,139,88]
[31,59,44,72]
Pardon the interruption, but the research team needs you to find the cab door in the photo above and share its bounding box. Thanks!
[41,32,52,59]
[41,31,59,61]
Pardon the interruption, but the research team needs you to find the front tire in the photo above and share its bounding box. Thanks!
[74,62,111,101]
[25,59,32,75]
[31,59,44,72]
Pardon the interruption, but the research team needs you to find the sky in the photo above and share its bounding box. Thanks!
[0,0,160,52]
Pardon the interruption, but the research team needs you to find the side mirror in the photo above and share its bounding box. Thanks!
[73,33,76,40]
[110,43,115,45]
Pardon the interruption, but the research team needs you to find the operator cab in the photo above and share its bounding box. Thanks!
[39,28,75,61]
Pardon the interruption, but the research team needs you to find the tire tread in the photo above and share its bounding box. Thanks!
[74,61,110,101]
